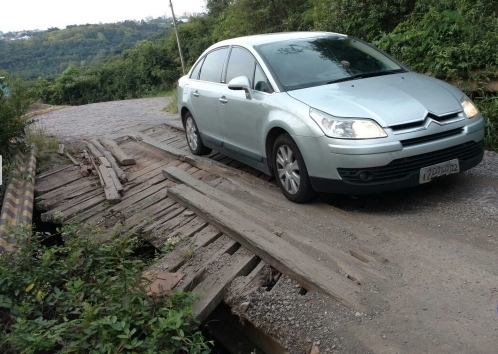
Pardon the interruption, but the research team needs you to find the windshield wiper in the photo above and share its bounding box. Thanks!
[326,69,404,84]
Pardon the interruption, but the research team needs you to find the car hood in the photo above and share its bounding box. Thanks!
[287,72,464,127]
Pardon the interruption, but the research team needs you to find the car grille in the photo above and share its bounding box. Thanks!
[338,141,483,183]
[391,112,462,132]
[400,128,463,147]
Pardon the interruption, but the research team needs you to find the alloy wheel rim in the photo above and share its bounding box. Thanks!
[276,145,300,195]
[186,117,198,151]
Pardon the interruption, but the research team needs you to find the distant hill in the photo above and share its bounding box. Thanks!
[0,18,173,79]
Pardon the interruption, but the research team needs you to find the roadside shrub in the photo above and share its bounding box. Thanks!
[0,224,212,354]
[0,76,31,157]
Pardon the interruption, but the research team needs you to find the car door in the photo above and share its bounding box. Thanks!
[219,46,272,165]
[188,47,229,147]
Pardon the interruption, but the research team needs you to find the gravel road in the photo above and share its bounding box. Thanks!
[34,97,180,140]
[35,98,498,354]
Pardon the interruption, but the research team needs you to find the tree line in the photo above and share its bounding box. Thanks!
[4,0,498,148]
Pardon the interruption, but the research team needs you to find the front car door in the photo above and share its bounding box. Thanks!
[219,46,274,170]
[188,47,229,148]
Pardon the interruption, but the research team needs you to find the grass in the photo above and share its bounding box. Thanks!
[24,121,68,173]
[163,90,178,114]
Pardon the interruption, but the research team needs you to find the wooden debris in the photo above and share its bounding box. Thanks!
[132,132,186,161]
[90,139,127,182]
[163,166,385,286]
[58,144,65,155]
[168,184,365,311]
[99,138,136,166]
[98,156,111,168]
[98,165,121,203]
[65,152,79,166]
[86,142,103,158]
[191,251,259,322]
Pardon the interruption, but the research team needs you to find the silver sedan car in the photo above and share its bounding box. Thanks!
[177,32,485,203]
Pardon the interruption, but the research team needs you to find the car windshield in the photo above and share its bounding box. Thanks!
[256,36,405,91]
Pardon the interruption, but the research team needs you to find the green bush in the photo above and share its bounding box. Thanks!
[0,225,212,354]
[0,76,31,157]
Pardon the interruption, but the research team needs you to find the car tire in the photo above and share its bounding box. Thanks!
[184,112,212,156]
[272,133,315,203]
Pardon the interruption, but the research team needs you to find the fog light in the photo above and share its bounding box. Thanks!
[359,171,373,182]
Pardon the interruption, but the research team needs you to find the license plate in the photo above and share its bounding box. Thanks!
[419,159,460,184]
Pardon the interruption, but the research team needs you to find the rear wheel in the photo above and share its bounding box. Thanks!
[272,134,315,203]
[184,112,212,156]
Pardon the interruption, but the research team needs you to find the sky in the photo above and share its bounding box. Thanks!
[0,0,206,33]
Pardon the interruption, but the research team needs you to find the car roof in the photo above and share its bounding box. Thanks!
[214,31,347,47]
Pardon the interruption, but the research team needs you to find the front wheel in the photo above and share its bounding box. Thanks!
[184,112,212,156]
[272,134,315,203]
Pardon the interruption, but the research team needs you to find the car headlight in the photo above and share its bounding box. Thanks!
[310,108,387,139]
[461,96,479,119]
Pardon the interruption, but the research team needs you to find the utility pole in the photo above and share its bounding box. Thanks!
[169,0,186,75]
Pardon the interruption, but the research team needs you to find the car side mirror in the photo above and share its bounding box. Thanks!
[228,76,253,99]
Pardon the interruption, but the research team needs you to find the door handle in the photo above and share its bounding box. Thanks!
[192,90,200,97]
[219,96,228,104]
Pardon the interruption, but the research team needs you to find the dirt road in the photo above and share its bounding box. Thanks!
[35,98,498,353]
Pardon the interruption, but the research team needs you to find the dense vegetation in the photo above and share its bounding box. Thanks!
[0,225,212,353]
[0,19,172,79]
[0,75,32,204]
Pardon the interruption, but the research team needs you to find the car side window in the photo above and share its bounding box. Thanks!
[253,64,273,93]
[225,47,256,86]
[190,57,204,80]
[199,48,229,83]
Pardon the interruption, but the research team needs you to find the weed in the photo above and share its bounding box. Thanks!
[0,223,212,353]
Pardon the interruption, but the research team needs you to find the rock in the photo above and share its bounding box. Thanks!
[239,301,250,313]
[310,344,320,354]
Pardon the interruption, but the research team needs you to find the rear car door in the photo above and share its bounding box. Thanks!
[188,47,229,147]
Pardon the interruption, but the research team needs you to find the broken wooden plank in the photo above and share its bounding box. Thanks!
[133,132,186,160]
[35,169,83,196]
[108,167,123,192]
[65,152,80,166]
[87,142,103,158]
[98,156,112,168]
[191,251,259,323]
[168,184,365,311]
[163,166,383,285]
[37,183,101,211]
[152,216,208,250]
[36,165,74,180]
[41,191,106,223]
[99,138,136,166]
[90,139,127,182]
[98,165,121,203]
[152,225,222,273]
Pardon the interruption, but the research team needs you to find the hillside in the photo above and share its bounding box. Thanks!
[0,18,173,79]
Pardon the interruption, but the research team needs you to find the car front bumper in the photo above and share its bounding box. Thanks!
[293,116,485,195]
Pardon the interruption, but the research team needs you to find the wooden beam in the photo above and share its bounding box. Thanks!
[98,165,121,203]
[163,166,384,285]
[90,139,127,182]
[191,252,259,323]
[132,132,186,160]
[167,184,365,311]
[65,152,80,166]
[99,138,136,166]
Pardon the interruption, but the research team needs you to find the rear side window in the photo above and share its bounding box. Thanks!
[190,57,204,80]
[199,48,229,83]
[225,47,256,86]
